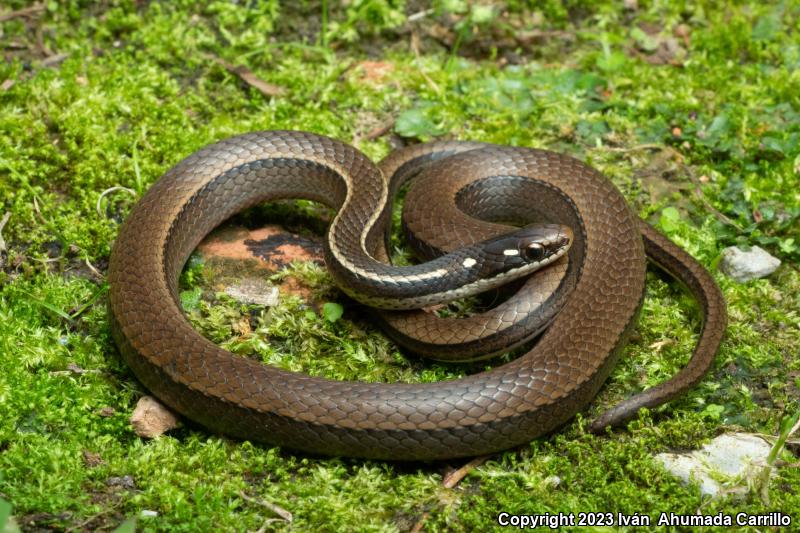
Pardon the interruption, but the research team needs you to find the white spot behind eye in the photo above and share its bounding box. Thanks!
[503,249,520,256]
[462,257,477,268]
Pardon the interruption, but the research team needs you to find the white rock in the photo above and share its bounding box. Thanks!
[719,245,780,282]
[656,453,721,497]
[224,278,280,306]
[699,434,772,476]
[544,475,561,488]
[655,433,773,498]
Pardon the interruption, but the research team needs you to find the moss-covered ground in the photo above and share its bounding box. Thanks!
[1,1,799,531]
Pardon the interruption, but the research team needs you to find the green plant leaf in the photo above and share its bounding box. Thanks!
[322,302,343,322]
[575,119,610,144]
[596,50,626,72]
[778,238,796,254]
[113,518,137,533]
[1,498,20,533]
[180,287,203,312]
[659,207,682,233]
[701,404,725,420]
[469,4,495,24]
[394,107,444,138]
[17,290,74,322]
[631,27,659,52]
[706,114,731,138]
[752,12,780,41]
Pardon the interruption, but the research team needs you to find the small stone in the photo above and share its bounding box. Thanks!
[544,475,561,488]
[656,433,774,498]
[224,278,280,306]
[130,395,179,438]
[719,245,781,282]
[657,453,721,497]
[623,0,638,9]
[106,475,136,490]
[140,510,159,518]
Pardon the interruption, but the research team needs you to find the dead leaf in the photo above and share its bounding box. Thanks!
[356,60,394,84]
[234,316,253,337]
[646,37,686,66]
[82,450,105,467]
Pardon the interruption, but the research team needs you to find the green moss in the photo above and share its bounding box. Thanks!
[1,1,798,530]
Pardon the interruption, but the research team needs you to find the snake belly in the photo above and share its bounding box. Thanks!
[108,130,726,460]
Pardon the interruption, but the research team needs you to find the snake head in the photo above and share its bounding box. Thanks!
[480,223,573,275]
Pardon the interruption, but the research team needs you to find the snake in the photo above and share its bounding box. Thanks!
[107,130,727,460]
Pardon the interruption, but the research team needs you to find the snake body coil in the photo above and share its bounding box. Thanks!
[108,131,726,460]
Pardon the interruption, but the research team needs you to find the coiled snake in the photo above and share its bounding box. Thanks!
[108,131,726,460]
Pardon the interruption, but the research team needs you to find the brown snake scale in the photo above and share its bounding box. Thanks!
[108,131,727,460]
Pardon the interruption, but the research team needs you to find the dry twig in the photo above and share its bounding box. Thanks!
[410,455,492,531]
[204,54,286,97]
[238,491,293,523]
[682,163,744,231]
[366,120,396,141]
[0,2,45,22]
[442,455,490,488]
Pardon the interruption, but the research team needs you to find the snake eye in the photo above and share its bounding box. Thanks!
[523,242,546,262]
